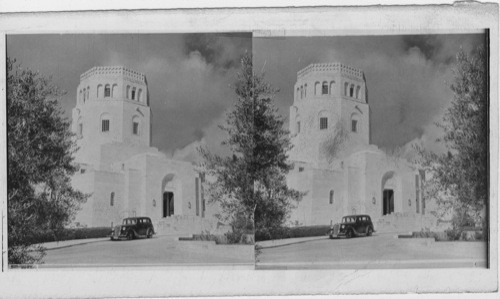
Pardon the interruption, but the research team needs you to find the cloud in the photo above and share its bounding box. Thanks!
[253,34,484,152]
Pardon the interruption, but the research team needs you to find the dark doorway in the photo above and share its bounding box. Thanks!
[383,189,394,215]
[163,192,174,217]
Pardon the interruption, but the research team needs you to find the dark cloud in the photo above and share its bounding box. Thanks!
[403,35,443,61]
[183,33,251,71]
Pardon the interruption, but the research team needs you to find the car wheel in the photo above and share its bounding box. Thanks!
[127,231,134,240]
[366,227,373,236]
[146,229,153,239]
[345,229,354,239]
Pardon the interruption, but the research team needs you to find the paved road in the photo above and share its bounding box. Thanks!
[39,236,254,268]
[256,234,487,269]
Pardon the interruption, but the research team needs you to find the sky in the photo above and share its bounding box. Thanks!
[7,33,485,162]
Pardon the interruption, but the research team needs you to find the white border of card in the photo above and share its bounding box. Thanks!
[0,1,498,298]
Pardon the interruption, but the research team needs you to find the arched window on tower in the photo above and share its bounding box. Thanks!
[329,190,334,204]
[112,84,118,98]
[132,115,140,135]
[344,82,349,96]
[82,88,86,102]
[349,84,354,97]
[300,86,303,99]
[77,117,83,138]
[351,113,360,133]
[296,87,300,99]
[304,84,307,97]
[86,86,90,101]
[104,84,111,98]
[131,87,136,100]
[110,192,115,206]
[79,90,83,103]
[315,82,321,95]
[126,85,130,99]
[330,81,335,95]
[322,81,328,95]
[356,86,361,99]
[97,84,103,98]
[138,89,143,102]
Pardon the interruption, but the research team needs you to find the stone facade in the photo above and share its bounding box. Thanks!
[287,63,433,231]
[71,66,220,234]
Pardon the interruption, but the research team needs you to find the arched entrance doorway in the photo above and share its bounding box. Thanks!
[161,173,181,218]
[163,192,174,217]
[381,171,400,216]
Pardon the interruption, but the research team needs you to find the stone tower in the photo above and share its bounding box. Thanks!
[71,66,152,170]
[289,63,370,168]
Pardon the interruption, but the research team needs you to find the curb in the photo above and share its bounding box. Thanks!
[257,236,329,249]
[41,238,109,251]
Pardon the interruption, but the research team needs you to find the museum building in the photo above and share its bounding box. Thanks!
[287,63,436,231]
[70,66,221,234]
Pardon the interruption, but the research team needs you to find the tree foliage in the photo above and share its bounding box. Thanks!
[199,54,303,239]
[416,46,488,235]
[7,58,88,265]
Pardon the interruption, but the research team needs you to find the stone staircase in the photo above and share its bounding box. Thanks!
[374,212,447,233]
[154,215,232,236]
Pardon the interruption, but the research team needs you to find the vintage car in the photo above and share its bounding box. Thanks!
[110,217,155,240]
[329,214,375,239]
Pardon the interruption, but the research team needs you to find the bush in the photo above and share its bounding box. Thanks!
[28,227,111,244]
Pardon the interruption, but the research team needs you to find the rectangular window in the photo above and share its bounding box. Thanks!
[195,177,200,216]
[351,120,358,132]
[104,87,110,97]
[102,119,110,132]
[133,122,139,135]
[131,89,136,100]
[415,174,420,213]
[320,117,328,130]
[298,167,304,172]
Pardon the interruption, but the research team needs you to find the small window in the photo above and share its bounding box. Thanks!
[329,81,335,95]
[97,84,103,98]
[322,82,328,95]
[351,119,358,132]
[296,87,300,99]
[104,85,111,97]
[349,84,354,97]
[102,119,110,132]
[356,86,361,99]
[112,84,118,98]
[329,190,334,204]
[299,167,304,172]
[296,121,301,133]
[300,86,303,99]
[110,192,115,206]
[315,82,321,95]
[304,84,307,97]
[138,89,143,102]
[320,117,328,130]
[133,121,139,135]
[131,87,136,100]
[78,123,83,137]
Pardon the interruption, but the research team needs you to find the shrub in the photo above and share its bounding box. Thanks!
[28,227,111,244]
[255,225,331,241]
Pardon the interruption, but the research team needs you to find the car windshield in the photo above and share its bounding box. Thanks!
[123,219,137,225]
